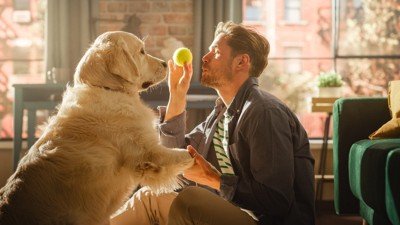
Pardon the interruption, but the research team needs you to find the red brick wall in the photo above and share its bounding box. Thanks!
[273,0,332,74]
[95,0,193,59]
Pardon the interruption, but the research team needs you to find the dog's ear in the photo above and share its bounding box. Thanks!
[106,38,139,84]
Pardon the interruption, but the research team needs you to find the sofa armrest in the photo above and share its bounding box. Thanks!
[349,140,400,224]
[332,97,390,215]
[386,149,400,225]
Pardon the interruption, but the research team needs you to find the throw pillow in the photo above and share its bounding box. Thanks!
[369,80,400,139]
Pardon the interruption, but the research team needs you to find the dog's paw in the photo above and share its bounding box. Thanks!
[136,162,161,175]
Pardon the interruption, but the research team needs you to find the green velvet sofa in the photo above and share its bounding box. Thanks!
[386,149,400,225]
[333,97,400,225]
[349,140,400,225]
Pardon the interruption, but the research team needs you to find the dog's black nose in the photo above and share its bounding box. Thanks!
[162,61,167,68]
[142,82,153,89]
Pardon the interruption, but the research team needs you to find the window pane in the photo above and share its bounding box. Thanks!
[259,59,333,137]
[245,0,263,21]
[336,0,400,56]
[285,9,301,21]
[256,0,333,58]
[285,0,301,21]
[243,0,398,138]
[336,58,400,96]
[287,0,301,7]
[0,0,45,139]
[243,0,334,138]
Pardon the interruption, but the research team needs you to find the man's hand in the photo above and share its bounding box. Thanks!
[183,145,221,191]
[164,60,193,121]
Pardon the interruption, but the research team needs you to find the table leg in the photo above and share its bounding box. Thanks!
[316,112,332,202]
[13,89,23,171]
[27,109,37,149]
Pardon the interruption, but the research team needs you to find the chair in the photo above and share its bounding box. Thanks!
[333,97,390,215]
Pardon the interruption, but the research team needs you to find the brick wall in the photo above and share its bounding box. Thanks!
[95,0,193,60]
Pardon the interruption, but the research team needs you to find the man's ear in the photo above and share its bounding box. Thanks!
[239,54,250,65]
[235,54,251,70]
[106,39,139,84]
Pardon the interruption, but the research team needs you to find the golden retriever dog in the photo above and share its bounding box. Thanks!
[0,31,194,225]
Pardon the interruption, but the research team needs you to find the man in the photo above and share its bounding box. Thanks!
[111,21,315,225]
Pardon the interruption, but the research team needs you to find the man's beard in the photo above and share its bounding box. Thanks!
[201,71,233,89]
[200,75,221,88]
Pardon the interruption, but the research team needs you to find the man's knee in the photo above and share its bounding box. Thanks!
[168,186,207,224]
[112,187,176,225]
[170,186,198,213]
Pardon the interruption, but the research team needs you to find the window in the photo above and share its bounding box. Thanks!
[285,0,301,22]
[335,0,400,95]
[244,0,263,21]
[242,0,400,138]
[13,0,32,23]
[0,0,45,139]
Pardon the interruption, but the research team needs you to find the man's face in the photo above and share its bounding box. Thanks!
[201,34,234,88]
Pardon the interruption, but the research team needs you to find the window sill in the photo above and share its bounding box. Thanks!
[310,139,333,150]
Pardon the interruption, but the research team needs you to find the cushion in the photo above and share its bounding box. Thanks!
[370,80,400,139]
[389,81,400,118]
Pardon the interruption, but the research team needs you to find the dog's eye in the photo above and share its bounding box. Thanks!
[140,48,145,55]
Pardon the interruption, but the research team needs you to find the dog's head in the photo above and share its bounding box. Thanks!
[74,31,168,93]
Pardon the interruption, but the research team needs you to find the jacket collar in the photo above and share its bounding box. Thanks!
[226,77,258,117]
[212,77,259,120]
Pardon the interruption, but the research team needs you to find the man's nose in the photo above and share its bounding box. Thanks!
[202,52,210,63]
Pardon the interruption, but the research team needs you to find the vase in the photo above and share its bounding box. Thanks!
[318,87,342,97]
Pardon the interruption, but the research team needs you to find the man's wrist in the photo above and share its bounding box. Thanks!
[165,97,186,121]
[210,173,221,191]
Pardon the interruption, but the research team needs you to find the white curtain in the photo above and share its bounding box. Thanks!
[192,0,242,81]
[45,0,91,83]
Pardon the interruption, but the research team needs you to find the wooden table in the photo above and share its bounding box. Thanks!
[311,97,338,202]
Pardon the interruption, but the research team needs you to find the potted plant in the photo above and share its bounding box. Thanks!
[317,71,344,97]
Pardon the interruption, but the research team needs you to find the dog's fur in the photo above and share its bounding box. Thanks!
[0,31,194,225]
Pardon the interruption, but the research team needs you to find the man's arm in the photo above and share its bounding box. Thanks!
[164,60,192,121]
[158,60,196,148]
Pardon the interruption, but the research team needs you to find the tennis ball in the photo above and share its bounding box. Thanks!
[173,47,192,67]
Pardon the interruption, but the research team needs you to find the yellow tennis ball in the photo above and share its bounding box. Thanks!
[173,47,192,67]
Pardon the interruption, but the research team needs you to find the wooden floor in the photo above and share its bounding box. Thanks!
[316,201,363,225]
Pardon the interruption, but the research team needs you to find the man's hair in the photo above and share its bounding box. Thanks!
[214,21,270,78]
